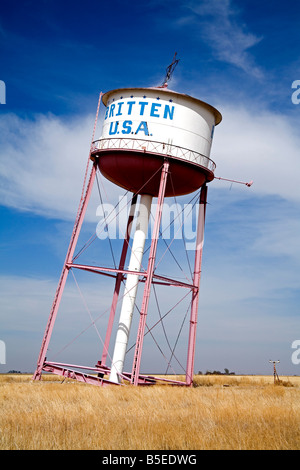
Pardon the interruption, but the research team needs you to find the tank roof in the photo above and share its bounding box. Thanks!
[101,86,222,125]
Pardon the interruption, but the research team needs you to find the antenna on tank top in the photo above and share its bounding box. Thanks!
[161,52,180,88]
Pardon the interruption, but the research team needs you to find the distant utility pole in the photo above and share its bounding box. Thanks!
[269,360,280,384]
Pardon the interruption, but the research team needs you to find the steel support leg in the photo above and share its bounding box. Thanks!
[109,193,153,383]
[131,161,169,385]
[101,194,137,366]
[185,183,207,386]
[32,162,97,381]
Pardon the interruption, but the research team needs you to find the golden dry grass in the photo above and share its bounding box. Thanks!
[0,374,300,450]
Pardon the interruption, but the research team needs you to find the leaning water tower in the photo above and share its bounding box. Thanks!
[33,58,223,387]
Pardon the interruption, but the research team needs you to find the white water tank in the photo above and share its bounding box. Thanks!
[91,87,222,197]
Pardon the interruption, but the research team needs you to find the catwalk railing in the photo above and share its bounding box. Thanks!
[91,138,216,173]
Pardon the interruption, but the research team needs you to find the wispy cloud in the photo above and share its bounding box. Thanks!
[181,0,264,78]
[0,274,114,371]
[210,103,300,203]
[1,99,298,224]
[1,103,299,375]
[0,112,122,221]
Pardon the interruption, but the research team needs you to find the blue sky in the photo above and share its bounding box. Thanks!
[0,0,300,377]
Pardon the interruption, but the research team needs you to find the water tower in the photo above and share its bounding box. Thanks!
[33,73,223,386]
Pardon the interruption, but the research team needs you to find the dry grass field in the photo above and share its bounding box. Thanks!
[0,373,299,450]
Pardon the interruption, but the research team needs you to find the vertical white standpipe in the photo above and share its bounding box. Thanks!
[109,194,152,384]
